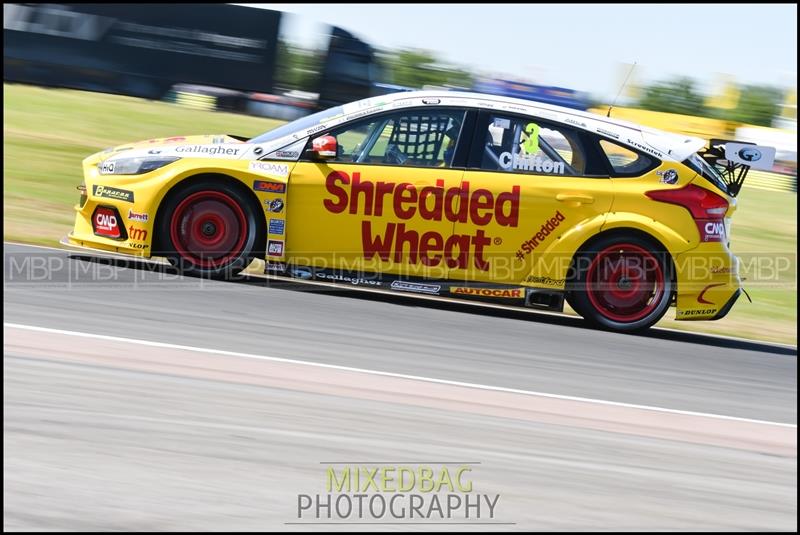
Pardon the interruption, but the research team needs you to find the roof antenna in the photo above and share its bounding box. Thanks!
[607,61,637,118]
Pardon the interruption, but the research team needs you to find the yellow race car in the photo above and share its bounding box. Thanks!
[62,91,775,332]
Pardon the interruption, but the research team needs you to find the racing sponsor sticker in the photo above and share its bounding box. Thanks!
[657,169,679,184]
[390,280,441,295]
[699,220,726,242]
[449,287,523,298]
[249,161,289,177]
[254,180,287,193]
[93,207,122,239]
[289,267,313,279]
[516,211,566,261]
[265,198,284,213]
[324,171,520,271]
[316,271,382,287]
[625,138,662,158]
[174,145,240,156]
[499,152,565,173]
[265,261,287,273]
[524,275,566,286]
[306,124,327,136]
[522,123,540,154]
[267,139,306,160]
[267,239,284,256]
[127,209,149,222]
[268,218,285,235]
[564,118,587,128]
[677,308,717,318]
[493,117,511,129]
[597,127,620,139]
[93,185,134,203]
[129,227,148,242]
[99,161,116,174]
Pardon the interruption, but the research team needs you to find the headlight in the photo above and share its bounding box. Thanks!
[98,156,180,175]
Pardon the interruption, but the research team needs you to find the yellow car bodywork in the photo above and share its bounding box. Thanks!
[64,96,744,326]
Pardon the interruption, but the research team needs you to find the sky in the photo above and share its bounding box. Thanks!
[240,3,797,101]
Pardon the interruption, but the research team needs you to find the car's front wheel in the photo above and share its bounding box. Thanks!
[157,179,263,279]
[568,234,674,332]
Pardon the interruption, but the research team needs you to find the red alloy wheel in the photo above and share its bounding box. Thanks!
[585,243,665,323]
[169,191,247,268]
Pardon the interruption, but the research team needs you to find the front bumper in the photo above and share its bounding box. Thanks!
[68,161,161,257]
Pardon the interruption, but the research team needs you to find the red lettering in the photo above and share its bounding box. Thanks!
[495,186,520,227]
[324,171,350,213]
[393,223,419,263]
[419,231,443,267]
[444,234,470,269]
[419,180,445,220]
[471,229,491,271]
[444,182,469,223]
[349,172,374,215]
[393,184,418,219]
[361,221,394,261]
[322,173,520,229]
[469,189,494,226]
[374,181,395,217]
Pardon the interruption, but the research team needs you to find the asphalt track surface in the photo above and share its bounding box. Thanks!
[3,242,797,530]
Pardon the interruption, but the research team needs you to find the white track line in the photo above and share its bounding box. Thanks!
[4,241,797,350]
[4,322,795,428]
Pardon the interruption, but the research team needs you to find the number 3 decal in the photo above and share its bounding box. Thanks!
[523,122,540,154]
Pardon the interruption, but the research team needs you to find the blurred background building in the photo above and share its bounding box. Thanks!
[3,3,796,189]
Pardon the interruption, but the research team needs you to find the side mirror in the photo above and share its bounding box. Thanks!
[308,135,338,161]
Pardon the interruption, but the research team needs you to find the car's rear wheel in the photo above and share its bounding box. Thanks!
[569,234,673,332]
[158,179,263,279]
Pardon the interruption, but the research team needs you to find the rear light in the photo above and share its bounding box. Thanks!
[646,184,729,243]
[645,184,729,219]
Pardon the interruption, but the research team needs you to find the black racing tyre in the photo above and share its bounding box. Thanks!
[156,179,264,279]
[568,234,674,332]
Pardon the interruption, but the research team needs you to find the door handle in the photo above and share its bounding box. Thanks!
[556,193,594,204]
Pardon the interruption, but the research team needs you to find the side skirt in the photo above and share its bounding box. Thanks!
[265,262,564,312]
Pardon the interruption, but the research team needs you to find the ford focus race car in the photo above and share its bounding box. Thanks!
[62,91,775,332]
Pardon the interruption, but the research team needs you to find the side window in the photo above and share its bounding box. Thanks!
[480,115,586,176]
[336,119,383,161]
[599,140,657,175]
[324,109,466,167]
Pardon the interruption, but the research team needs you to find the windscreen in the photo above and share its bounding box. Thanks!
[249,105,344,144]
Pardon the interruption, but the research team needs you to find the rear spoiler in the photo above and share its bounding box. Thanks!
[700,139,776,197]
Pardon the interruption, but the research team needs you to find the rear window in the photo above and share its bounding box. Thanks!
[599,139,658,176]
[684,153,728,194]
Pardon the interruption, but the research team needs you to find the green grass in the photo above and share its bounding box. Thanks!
[655,187,797,344]
[3,83,797,344]
[3,83,282,245]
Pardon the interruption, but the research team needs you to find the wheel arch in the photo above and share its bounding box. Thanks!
[152,173,267,256]
[566,227,677,288]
